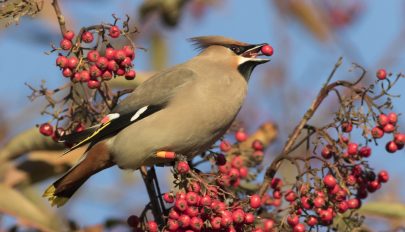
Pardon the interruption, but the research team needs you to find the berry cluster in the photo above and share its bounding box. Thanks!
[34,17,138,141]
[128,130,278,232]
[56,25,136,89]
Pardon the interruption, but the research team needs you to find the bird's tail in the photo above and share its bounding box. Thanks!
[43,142,113,207]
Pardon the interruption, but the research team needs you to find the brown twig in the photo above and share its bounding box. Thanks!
[259,57,354,196]
[51,0,66,35]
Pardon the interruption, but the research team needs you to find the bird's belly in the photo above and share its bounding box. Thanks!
[110,101,240,170]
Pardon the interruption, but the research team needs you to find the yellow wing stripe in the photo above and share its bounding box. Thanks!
[62,121,112,155]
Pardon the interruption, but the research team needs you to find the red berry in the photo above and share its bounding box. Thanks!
[383,123,395,133]
[179,214,190,228]
[341,121,353,133]
[185,206,199,217]
[338,201,349,213]
[96,57,109,70]
[125,69,136,80]
[211,217,222,229]
[359,146,371,158]
[102,70,113,80]
[199,195,211,206]
[321,145,333,159]
[68,56,79,69]
[187,181,201,193]
[175,198,187,211]
[123,45,135,60]
[284,190,297,202]
[190,217,203,231]
[220,140,232,152]
[127,215,139,228]
[376,69,387,80]
[388,112,398,124]
[114,49,126,62]
[252,150,264,162]
[218,164,230,174]
[300,196,311,210]
[252,139,264,150]
[263,219,275,230]
[239,167,248,178]
[60,39,72,50]
[105,48,116,60]
[186,192,198,206]
[371,126,384,139]
[319,209,333,222]
[168,209,180,219]
[287,214,299,226]
[163,193,174,203]
[347,143,358,156]
[116,68,125,76]
[261,44,274,56]
[306,216,317,226]
[80,70,90,82]
[39,123,53,136]
[177,161,190,174]
[221,214,233,228]
[121,57,132,67]
[167,219,179,231]
[231,156,243,168]
[367,180,381,192]
[293,224,306,232]
[87,50,100,62]
[235,130,247,142]
[313,196,325,208]
[249,194,261,209]
[229,168,240,180]
[147,221,158,232]
[378,114,389,126]
[347,198,360,209]
[109,25,121,38]
[63,30,75,40]
[394,133,405,145]
[378,170,389,183]
[89,65,101,78]
[244,212,255,224]
[62,68,73,77]
[323,174,337,188]
[56,55,68,68]
[107,60,119,72]
[271,178,283,189]
[386,141,398,153]
[87,80,100,89]
[82,31,94,43]
[232,209,245,224]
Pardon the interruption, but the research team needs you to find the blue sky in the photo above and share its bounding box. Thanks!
[0,0,404,228]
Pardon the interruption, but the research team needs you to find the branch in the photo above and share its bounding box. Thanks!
[51,0,66,35]
[259,57,355,196]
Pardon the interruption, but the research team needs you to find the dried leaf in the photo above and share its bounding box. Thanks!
[0,127,64,163]
[360,202,405,220]
[0,184,65,232]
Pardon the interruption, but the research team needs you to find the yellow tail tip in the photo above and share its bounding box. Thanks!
[42,185,69,208]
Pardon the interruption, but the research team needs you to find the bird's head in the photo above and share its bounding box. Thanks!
[189,36,271,81]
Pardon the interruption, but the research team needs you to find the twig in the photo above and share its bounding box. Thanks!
[51,0,66,35]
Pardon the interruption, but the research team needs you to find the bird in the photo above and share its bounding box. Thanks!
[43,36,271,207]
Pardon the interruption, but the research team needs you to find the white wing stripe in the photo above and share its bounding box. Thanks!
[130,106,149,122]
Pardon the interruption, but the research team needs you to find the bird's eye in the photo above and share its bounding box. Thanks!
[230,46,241,54]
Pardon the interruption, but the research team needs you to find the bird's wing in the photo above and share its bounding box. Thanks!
[60,67,197,155]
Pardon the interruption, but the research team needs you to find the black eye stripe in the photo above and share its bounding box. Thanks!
[226,45,255,55]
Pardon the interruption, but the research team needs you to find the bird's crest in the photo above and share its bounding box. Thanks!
[188,36,249,51]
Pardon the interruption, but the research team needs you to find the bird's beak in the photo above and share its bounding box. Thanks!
[238,43,271,65]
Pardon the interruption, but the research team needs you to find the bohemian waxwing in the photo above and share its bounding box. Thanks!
[43,36,271,207]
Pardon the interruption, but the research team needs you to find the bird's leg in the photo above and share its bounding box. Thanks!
[140,166,166,226]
